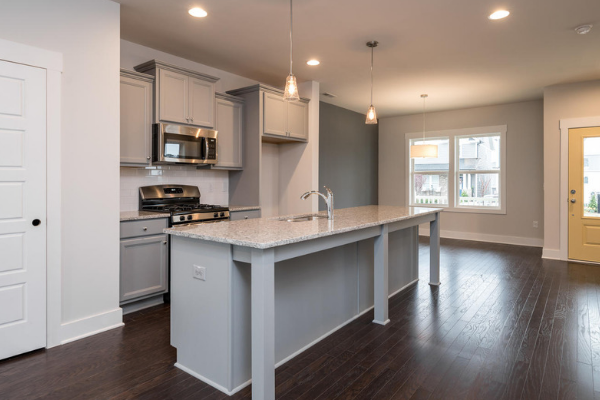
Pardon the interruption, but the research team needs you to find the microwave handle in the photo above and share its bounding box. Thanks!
[202,137,208,160]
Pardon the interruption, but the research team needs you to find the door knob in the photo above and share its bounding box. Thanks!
[571,199,576,203]
[571,189,576,194]
[32,219,41,226]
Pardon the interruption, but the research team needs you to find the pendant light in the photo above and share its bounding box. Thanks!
[365,41,378,124]
[410,94,438,158]
[283,0,300,101]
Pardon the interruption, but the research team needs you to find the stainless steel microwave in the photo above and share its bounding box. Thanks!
[153,123,218,165]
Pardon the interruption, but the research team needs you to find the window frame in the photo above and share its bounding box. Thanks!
[405,125,507,215]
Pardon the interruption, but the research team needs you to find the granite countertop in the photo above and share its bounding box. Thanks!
[164,205,442,249]
[229,205,261,212]
[120,211,171,222]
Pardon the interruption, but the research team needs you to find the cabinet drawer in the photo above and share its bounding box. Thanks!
[230,210,261,221]
[120,218,168,239]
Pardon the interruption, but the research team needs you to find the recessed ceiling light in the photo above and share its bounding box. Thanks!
[307,59,320,66]
[575,25,593,35]
[489,10,510,20]
[188,7,208,18]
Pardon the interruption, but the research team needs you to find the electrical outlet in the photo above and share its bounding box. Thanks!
[533,221,538,228]
[193,265,206,281]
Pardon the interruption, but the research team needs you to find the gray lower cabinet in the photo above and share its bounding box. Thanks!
[230,209,261,221]
[120,219,169,304]
[120,69,154,166]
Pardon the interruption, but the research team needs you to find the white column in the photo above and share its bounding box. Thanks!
[373,224,390,325]
[251,248,276,400]
[429,212,441,286]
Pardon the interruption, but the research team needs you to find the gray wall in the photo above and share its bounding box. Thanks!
[319,102,378,210]
[379,100,544,244]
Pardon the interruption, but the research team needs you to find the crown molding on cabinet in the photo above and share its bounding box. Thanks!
[216,92,245,104]
[120,68,155,83]
[227,83,309,103]
[134,59,220,83]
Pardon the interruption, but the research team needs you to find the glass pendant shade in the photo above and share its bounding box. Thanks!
[365,105,377,124]
[284,74,299,101]
[410,144,438,158]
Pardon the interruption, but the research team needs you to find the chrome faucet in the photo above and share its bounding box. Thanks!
[301,186,334,220]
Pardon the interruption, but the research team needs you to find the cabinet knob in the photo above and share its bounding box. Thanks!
[143,227,148,231]
[163,241,167,245]
[245,216,249,219]
[191,117,194,122]
[147,156,151,160]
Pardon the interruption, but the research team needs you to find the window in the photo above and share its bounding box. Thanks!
[406,125,507,214]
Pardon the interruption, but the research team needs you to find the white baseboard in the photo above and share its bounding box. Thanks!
[175,363,251,396]
[419,227,543,248]
[122,295,164,315]
[60,308,123,345]
[541,248,563,260]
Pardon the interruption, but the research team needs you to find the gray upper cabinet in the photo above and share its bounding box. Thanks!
[120,69,154,166]
[287,100,308,140]
[158,69,188,124]
[212,93,244,170]
[263,92,288,138]
[135,60,219,129]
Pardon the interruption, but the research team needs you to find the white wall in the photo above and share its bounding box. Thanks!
[0,0,122,343]
[379,100,544,246]
[543,80,600,254]
[120,167,229,211]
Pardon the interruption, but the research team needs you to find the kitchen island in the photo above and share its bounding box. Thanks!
[165,205,442,399]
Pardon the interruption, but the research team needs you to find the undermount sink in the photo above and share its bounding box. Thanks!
[282,215,328,222]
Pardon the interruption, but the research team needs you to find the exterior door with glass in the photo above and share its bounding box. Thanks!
[569,127,600,262]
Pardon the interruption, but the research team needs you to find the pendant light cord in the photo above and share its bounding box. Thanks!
[289,0,293,75]
[422,96,426,140]
[370,46,374,106]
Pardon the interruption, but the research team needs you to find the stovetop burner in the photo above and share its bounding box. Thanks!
[141,203,226,213]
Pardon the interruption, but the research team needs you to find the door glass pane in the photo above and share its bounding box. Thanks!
[458,136,500,171]
[412,138,449,172]
[583,137,600,216]
[413,174,448,205]
[163,132,204,160]
[457,173,500,207]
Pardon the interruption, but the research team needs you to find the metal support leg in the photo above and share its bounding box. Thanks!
[429,212,441,286]
[373,225,390,325]
[251,248,275,400]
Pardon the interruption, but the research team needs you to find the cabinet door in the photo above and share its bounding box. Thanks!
[120,234,168,303]
[263,92,288,137]
[189,77,215,128]
[159,69,188,124]
[287,100,308,140]
[213,98,243,169]
[120,76,152,165]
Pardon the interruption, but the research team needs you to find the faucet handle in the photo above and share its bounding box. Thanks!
[323,186,333,196]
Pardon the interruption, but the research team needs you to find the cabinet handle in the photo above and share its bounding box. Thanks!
[163,241,167,245]
[245,216,249,219]
[190,117,194,122]
[147,156,151,160]
[186,117,189,122]
[143,227,148,231]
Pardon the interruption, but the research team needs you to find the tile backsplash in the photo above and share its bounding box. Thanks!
[120,166,229,211]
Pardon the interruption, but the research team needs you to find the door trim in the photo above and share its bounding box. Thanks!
[554,116,600,261]
[0,39,63,348]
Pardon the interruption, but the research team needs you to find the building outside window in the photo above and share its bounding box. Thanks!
[406,125,507,214]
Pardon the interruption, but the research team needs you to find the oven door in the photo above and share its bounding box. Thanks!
[154,123,217,165]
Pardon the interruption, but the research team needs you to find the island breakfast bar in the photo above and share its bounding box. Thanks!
[165,205,442,399]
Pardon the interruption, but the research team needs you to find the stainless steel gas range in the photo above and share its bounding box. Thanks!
[139,184,229,226]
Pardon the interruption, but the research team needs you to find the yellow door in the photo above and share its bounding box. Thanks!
[569,127,600,262]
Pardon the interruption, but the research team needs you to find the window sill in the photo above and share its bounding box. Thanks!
[410,204,506,215]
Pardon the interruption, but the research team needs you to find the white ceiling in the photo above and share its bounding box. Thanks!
[117,0,600,117]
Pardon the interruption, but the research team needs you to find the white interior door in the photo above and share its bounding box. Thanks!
[0,60,47,360]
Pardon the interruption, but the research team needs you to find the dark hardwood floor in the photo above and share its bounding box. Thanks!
[1,237,599,399]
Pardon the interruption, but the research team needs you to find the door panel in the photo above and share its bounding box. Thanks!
[287,101,308,140]
[263,92,287,137]
[0,60,46,360]
[120,235,168,303]
[568,127,600,262]
[159,69,188,124]
[189,77,215,128]
[214,98,243,169]
[120,75,152,165]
